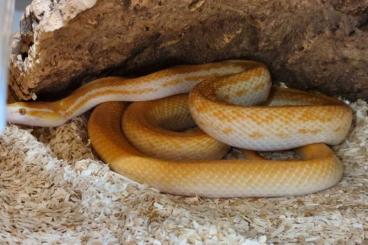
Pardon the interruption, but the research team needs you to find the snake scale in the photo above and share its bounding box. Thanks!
[7,60,352,197]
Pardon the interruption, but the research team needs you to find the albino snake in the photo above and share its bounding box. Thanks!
[7,60,352,197]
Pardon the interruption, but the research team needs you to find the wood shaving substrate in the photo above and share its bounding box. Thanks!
[0,99,367,245]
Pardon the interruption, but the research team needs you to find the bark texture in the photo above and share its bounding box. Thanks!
[9,0,368,100]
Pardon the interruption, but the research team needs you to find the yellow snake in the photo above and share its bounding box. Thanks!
[7,60,353,197]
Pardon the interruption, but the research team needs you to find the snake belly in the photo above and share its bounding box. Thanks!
[6,60,353,197]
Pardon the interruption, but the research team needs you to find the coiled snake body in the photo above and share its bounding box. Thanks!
[7,60,352,197]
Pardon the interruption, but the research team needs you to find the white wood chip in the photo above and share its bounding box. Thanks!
[0,100,367,243]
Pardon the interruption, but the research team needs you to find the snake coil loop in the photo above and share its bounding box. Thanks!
[7,60,352,197]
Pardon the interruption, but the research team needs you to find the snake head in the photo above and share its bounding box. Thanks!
[7,102,37,126]
[6,102,65,127]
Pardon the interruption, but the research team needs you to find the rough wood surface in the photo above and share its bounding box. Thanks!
[9,0,368,100]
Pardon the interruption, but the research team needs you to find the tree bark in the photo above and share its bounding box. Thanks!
[9,0,368,101]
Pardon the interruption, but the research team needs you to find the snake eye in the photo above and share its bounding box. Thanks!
[18,108,27,115]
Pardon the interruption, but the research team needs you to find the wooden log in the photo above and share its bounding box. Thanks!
[9,0,368,100]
